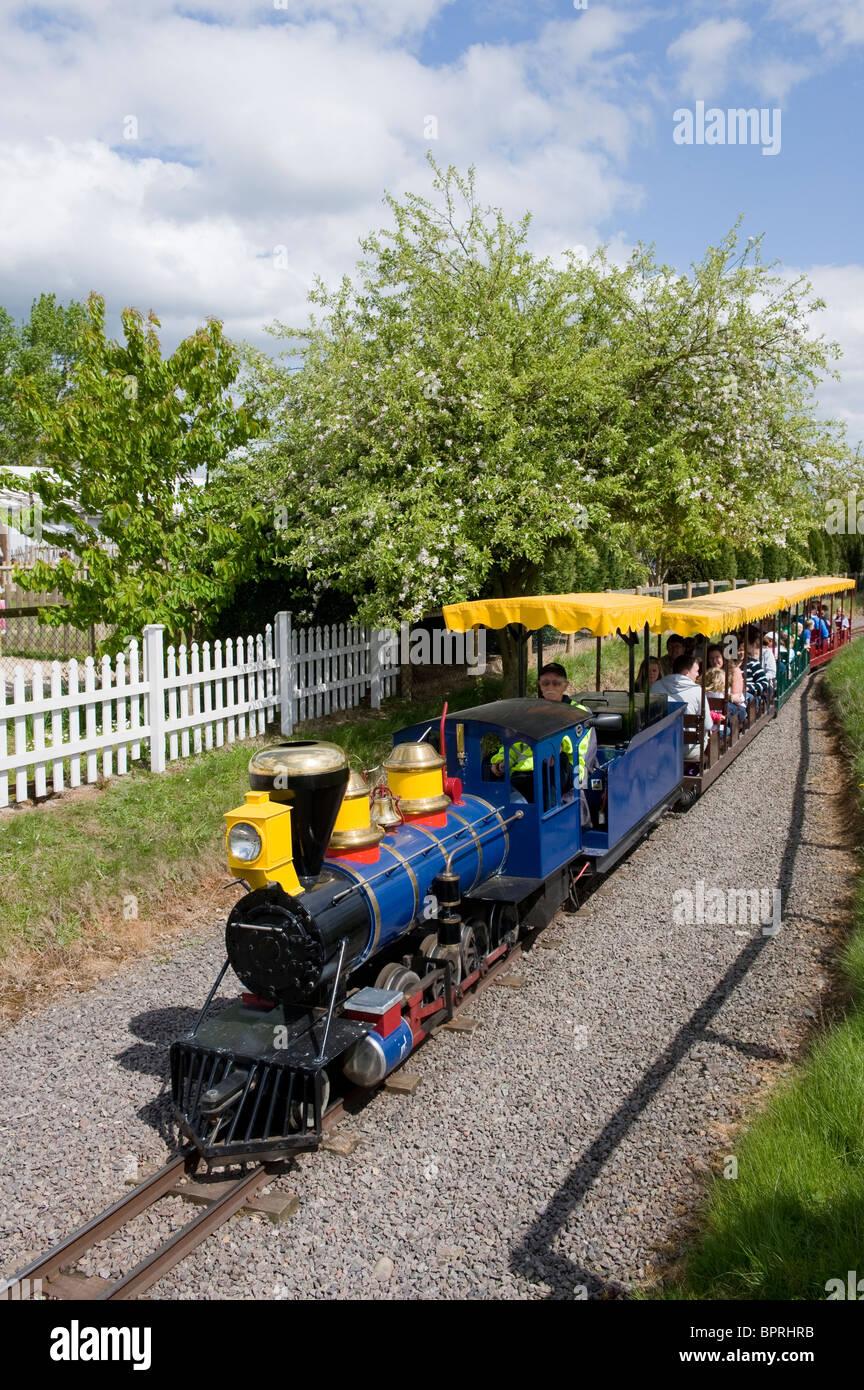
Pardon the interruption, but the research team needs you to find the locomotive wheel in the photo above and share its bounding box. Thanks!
[489,901,519,948]
[419,933,462,995]
[467,916,489,964]
[375,962,422,999]
[431,943,463,989]
[460,924,480,978]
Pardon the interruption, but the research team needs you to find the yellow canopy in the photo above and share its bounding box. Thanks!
[763,576,854,605]
[660,576,854,638]
[443,592,663,637]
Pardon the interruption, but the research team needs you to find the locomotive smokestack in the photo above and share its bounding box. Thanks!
[248,742,350,884]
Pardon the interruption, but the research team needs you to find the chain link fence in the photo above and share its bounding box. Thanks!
[1,567,114,691]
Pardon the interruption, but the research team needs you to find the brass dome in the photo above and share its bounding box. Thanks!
[382,741,445,772]
[249,741,349,780]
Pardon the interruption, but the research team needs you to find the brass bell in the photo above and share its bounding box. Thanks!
[370,785,402,832]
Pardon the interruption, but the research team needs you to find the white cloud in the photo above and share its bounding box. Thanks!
[667,18,752,99]
[798,265,864,448]
[0,7,650,348]
[16,0,453,41]
[751,57,811,102]
[770,0,864,50]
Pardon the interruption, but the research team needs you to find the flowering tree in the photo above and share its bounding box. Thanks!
[248,167,635,634]
[613,227,852,582]
[243,166,853,690]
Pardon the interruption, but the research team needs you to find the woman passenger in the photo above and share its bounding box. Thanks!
[636,656,662,692]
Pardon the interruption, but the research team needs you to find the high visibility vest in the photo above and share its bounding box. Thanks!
[490,707,594,784]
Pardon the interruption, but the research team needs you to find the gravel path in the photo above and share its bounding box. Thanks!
[0,672,854,1299]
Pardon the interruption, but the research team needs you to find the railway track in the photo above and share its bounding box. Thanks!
[2,938,529,1302]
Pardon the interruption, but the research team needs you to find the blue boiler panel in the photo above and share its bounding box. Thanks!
[327,794,509,964]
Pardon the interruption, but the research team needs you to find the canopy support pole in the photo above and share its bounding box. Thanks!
[628,630,635,734]
[830,593,834,651]
[518,624,527,698]
[595,637,601,692]
[643,623,650,719]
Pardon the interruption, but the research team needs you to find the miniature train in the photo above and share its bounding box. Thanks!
[170,581,854,1166]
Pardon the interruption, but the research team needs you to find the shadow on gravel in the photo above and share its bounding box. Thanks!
[116,1002,234,1143]
[509,677,813,1299]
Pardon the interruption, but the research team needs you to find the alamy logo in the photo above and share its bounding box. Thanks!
[826,493,864,534]
[673,881,781,934]
[0,498,42,542]
[377,622,486,673]
[50,1321,152,1371]
[673,101,781,156]
[825,1271,864,1300]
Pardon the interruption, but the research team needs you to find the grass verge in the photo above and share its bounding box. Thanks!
[651,639,864,1299]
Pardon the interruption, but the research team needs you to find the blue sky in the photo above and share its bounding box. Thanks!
[0,0,861,443]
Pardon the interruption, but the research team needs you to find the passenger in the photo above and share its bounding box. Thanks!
[764,630,787,679]
[759,631,777,682]
[819,604,837,641]
[723,657,746,721]
[809,606,829,642]
[537,661,572,703]
[635,656,662,692]
[745,628,771,700]
[490,681,598,816]
[660,633,685,675]
[706,645,725,671]
[651,653,710,760]
[702,668,727,724]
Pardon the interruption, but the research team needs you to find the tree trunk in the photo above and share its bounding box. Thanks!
[491,559,540,697]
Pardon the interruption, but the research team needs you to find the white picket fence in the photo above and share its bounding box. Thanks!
[0,612,397,806]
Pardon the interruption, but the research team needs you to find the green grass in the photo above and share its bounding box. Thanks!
[653,636,864,1300]
[526,636,635,694]
[0,676,503,962]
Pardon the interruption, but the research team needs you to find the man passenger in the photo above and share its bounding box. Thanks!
[651,652,709,762]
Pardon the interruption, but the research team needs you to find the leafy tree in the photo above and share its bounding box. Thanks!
[0,293,86,469]
[240,164,856,690]
[2,294,259,653]
[617,228,853,584]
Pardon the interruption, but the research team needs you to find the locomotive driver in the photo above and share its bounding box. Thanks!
[489,663,597,813]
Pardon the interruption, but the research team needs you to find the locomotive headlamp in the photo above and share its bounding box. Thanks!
[224,789,301,895]
[227,822,263,862]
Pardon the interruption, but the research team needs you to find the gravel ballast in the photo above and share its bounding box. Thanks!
[0,673,854,1299]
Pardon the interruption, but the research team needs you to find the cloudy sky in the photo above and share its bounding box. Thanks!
[1,0,861,446]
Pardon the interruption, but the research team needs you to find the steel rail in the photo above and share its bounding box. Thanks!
[2,1152,191,1296]
[98,1164,270,1301]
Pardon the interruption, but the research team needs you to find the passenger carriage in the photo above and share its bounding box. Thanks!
[656,576,854,798]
